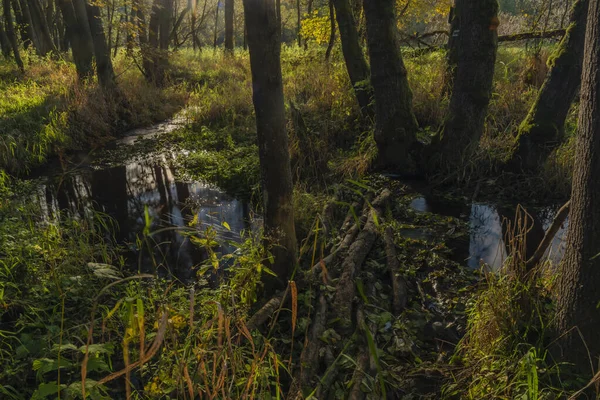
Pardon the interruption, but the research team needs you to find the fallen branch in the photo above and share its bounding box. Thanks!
[332,189,391,333]
[525,200,571,271]
[499,28,566,42]
[311,199,369,280]
[295,293,328,390]
[384,226,408,314]
[246,291,287,331]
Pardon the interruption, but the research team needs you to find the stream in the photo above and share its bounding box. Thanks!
[29,119,568,278]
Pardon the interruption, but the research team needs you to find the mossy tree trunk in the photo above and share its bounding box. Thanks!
[433,0,499,172]
[332,0,373,118]
[555,0,600,376]
[224,0,233,52]
[363,0,418,172]
[243,0,298,291]
[57,0,94,79]
[511,0,588,171]
[3,0,23,71]
[85,0,115,90]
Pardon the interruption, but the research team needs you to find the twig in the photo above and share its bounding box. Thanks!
[525,200,570,271]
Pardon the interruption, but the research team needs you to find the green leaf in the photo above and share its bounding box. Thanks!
[222,221,231,231]
[79,343,114,355]
[32,382,66,399]
[355,279,369,304]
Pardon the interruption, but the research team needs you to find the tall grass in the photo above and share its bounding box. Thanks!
[0,51,188,175]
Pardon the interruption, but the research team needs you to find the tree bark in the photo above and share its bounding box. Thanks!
[0,20,10,58]
[243,0,298,291]
[3,0,23,70]
[17,0,40,52]
[57,0,94,79]
[325,0,335,61]
[555,0,600,376]
[85,0,116,89]
[11,0,30,48]
[433,0,499,172]
[224,0,233,51]
[332,0,372,118]
[511,0,589,171]
[159,0,172,50]
[213,1,218,49]
[296,0,301,47]
[363,0,418,172]
[29,0,55,55]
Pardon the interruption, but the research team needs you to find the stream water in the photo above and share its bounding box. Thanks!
[410,196,568,270]
[32,120,251,282]
[29,119,568,278]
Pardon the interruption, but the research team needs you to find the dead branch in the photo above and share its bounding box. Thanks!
[246,291,287,331]
[525,200,571,271]
[499,28,566,42]
[332,189,392,333]
[384,226,408,314]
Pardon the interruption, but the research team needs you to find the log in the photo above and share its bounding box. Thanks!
[384,226,408,314]
[296,293,328,390]
[332,189,391,333]
[498,29,566,42]
[311,199,369,281]
[246,291,287,331]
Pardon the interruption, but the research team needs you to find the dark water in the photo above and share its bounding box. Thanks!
[32,122,251,282]
[29,119,568,278]
[410,196,568,271]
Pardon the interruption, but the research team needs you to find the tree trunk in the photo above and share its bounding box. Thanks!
[224,0,233,51]
[555,0,600,376]
[159,0,172,50]
[11,0,30,48]
[325,0,335,61]
[332,0,372,118]
[85,0,116,89]
[363,0,419,172]
[433,0,499,172]
[0,20,11,58]
[243,0,298,290]
[511,0,589,171]
[213,1,218,49]
[57,0,94,79]
[296,0,301,47]
[3,0,23,71]
[29,0,55,55]
[17,0,40,52]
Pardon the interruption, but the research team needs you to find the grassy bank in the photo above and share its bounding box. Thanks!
[0,51,188,175]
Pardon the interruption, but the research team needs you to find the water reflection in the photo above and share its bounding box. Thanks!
[38,153,249,282]
[410,197,568,271]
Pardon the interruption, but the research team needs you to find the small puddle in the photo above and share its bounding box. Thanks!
[31,119,250,282]
[410,197,568,271]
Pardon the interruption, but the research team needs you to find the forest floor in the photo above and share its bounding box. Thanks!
[0,46,582,399]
